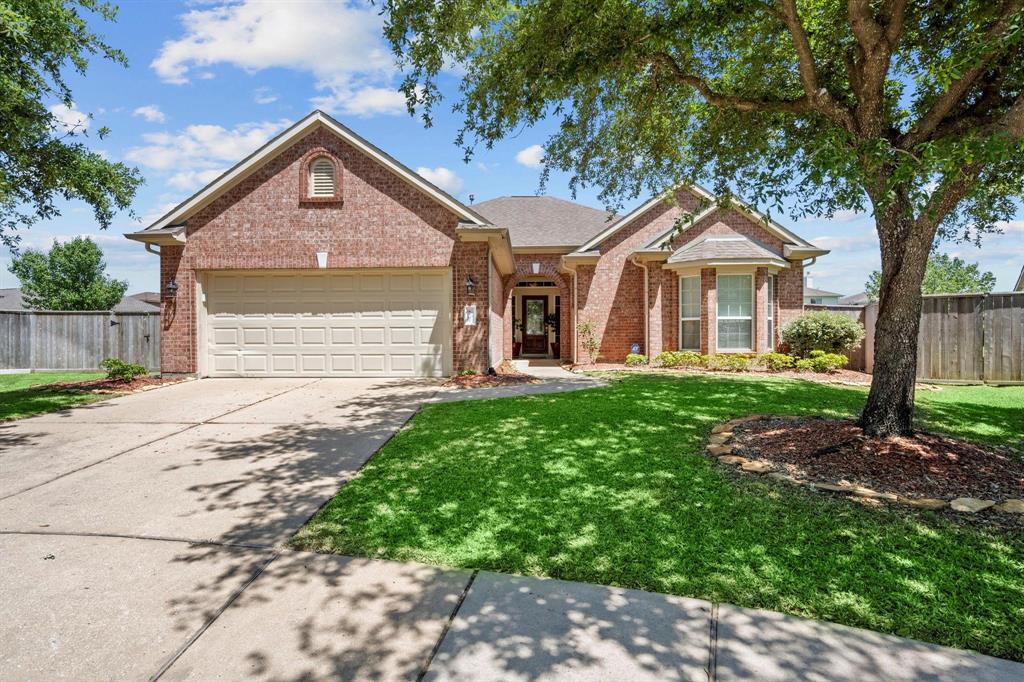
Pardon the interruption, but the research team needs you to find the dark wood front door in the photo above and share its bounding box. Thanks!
[521,296,548,355]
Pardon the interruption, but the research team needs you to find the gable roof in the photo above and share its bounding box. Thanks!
[472,196,613,248]
[136,110,490,232]
[0,288,160,313]
[1016,265,1024,291]
[804,286,844,298]
[576,184,826,258]
[666,235,788,269]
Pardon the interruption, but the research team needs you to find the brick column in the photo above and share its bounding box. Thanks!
[647,263,664,358]
[701,267,717,354]
[754,267,769,353]
[160,245,197,375]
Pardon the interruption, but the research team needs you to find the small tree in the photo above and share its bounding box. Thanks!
[577,320,602,363]
[866,253,997,300]
[9,237,128,310]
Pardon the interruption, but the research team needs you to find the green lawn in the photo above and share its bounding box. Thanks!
[0,372,107,421]
[293,373,1024,661]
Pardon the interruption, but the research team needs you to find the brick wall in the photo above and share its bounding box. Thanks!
[502,254,572,361]
[159,125,489,374]
[700,268,717,354]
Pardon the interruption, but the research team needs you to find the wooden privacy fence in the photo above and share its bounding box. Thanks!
[808,293,1023,383]
[0,311,160,372]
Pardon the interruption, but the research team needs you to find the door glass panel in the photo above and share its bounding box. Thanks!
[526,299,545,335]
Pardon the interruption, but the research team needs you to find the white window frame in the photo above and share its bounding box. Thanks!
[716,273,754,352]
[767,274,775,351]
[678,275,701,351]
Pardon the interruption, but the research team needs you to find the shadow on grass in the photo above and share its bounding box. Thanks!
[0,386,105,421]
[294,373,1024,661]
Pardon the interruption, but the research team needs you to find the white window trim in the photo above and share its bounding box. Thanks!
[678,275,701,351]
[767,274,775,351]
[716,273,754,353]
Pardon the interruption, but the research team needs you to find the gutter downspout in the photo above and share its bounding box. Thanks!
[630,255,650,357]
[145,243,161,256]
[561,259,580,365]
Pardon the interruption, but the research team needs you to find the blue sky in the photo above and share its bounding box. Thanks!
[2,0,1021,296]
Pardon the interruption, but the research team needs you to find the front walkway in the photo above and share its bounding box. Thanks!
[1,378,1021,680]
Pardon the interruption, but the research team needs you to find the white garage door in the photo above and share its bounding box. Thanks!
[203,269,451,377]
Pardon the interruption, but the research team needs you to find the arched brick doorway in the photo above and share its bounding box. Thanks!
[502,257,573,362]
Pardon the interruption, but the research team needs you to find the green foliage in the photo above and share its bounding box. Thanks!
[705,354,750,372]
[0,371,106,420]
[8,237,128,310]
[624,353,648,367]
[795,350,849,374]
[577,320,601,362]
[457,368,479,376]
[0,0,142,246]
[759,352,796,372]
[781,311,865,357]
[100,358,148,381]
[654,350,703,368]
[866,253,999,301]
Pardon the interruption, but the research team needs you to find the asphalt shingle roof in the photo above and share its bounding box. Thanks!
[0,288,160,313]
[472,196,614,248]
[667,235,783,264]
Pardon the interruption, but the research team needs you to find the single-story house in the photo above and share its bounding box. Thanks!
[838,292,871,306]
[0,288,160,313]
[126,110,827,377]
[803,285,844,305]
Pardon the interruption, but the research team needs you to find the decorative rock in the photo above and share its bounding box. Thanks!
[708,434,731,445]
[711,423,732,434]
[707,444,734,456]
[851,486,884,499]
[810,482,853,493]
[901,497,947,510]
[994,499,1024,514]
[949,497,996,513]
[740,460,773,473]
[718,455,749,465]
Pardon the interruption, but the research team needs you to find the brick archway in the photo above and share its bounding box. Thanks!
[502,257,573,362]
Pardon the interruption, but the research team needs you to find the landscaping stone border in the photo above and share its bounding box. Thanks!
[706,416,1024,516]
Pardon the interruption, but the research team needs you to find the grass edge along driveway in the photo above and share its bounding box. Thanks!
[293,373,1024,661]
[0,372,106,421]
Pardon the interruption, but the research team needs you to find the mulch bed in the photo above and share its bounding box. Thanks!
[731,416,1024,502]
[443,362,541,389]
[578,363,873,385]
[43,376,184,394]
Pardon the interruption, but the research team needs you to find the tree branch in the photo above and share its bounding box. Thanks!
[900,0,1024,148]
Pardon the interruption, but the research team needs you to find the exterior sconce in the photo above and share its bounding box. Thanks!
[532,262,541,274]
[465,276,476,296]
[166,280,179,298]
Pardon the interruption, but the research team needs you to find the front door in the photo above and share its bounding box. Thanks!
[521,296,548,355]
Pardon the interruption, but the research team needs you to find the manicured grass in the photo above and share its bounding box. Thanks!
[0,372,106,421]
[294,374,1024,661]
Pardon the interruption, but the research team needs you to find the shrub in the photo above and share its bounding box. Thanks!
[624,353,648,367]
[758,352,796,372]
[100,358,149,382]
[706,354,749,372]
[780,311,865,357]
[794,350,849,374]
[577,320,602,362]
[654,350,703,368]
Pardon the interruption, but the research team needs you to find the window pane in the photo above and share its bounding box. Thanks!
[767,276,774,319]
[680,276,700,319]
[767,319,773,351]
[681,320,700,350]
[525,299,545,335]
[718,275,752,318]
[718,319,752,350]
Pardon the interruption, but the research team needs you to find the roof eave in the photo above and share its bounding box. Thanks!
[456,226,516,275]
[124,225,186,246]
[665,257,790,270]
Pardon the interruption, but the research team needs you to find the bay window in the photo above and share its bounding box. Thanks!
[679,276,700,350]
[717,274,752,351]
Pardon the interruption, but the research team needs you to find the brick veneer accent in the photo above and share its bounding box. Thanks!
[502,254,572,361]
[776,260,804,343]
[158,125,490,374]
[700,268,717,354]
[755,267,769,353]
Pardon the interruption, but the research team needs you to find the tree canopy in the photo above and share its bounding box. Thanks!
[866,253,997,299]
[384,0,1024,435]
[8,236,128,310]
[0,0,142,248]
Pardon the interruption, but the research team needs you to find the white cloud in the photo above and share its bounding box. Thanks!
[125,119,288,172]
[809,231,879,251]
[515,144,544,169]
[153,1,402,116]
[253,87,278,105]
[132,105,167,123]
[167,168,226,190]
[416,166,464,196]
[995,219,1024,234]
[48,103,90,133]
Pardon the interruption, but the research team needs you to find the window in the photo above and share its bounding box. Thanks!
[717,274,752,351]
[308,157,336,197]
[679,276,700,350]
[767,275,775,351]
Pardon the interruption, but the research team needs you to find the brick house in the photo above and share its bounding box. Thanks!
[127,111,827,377]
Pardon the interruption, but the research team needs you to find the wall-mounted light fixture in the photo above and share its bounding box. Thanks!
[465,276,476,296]
[166,280,179,298]
[531,262,541,275]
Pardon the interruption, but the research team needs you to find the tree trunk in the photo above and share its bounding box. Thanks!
[858,208,932,437]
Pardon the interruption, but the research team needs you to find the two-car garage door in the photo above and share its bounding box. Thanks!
[203,269,451,377]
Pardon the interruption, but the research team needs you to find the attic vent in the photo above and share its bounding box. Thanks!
[309,157,336,197]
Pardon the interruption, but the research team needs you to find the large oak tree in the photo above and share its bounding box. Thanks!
[384,0,1024,436]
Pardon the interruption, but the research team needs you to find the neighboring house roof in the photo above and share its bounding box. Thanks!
[130,291,161,306]
[132,110,491,233]
[804,287,844,298]
[472,196,614,249]
[1015,265,1024,291]
[839,292,871,305]
[577,184,827,257]
[666,235,788,269]
[0,288,159,313]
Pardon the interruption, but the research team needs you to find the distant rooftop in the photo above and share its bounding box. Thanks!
[804,286,844,298]
[473,196,614,248]
[0,288,160,313]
